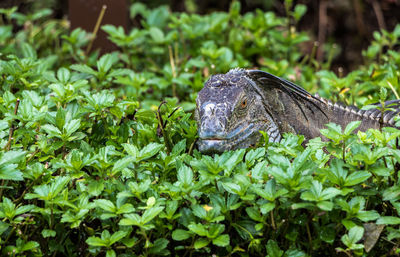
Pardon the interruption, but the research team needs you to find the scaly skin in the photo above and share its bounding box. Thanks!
[195,69,399,153]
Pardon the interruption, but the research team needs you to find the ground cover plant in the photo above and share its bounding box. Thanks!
[0,1,400,256]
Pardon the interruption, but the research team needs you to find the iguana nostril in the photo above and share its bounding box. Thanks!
[203,103,215,116]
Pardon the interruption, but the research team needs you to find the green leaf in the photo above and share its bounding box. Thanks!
[86,236,107,247]
[320,226,336,244]
[87,180,104,196]
[51,176,70,197]
[177,164,193,187]
[164,200,179,219]
[1,197,16,219]
[42,229,56,238]
[283,249,306,257]
[149,27,165,43]
[292,148,312,171]
[146,197,156,207]
[221,182,241,194]
[0,221,10,235]
[149,238,169,254]
[376,216,400,225]
[123,143,139,158]
[0,166,23,181]
[141,206,164,224]
[387,227,400,241]
[246,207,263,222]
[20,42,37,59]
[341,226,364,248]
[64,119,81,137]
[251,161,267,180]
[382,186,400,201]
[321,123,342,142]
[97,54,116,73]
[146,6,169,28]
[172,139,186,155]
[112,156,134,174]
[119,214,141,226]
[49,83,65,98]
[121,237,137,248]
[212,234,229,247]
[260,202,275,214]
[291,202,314,210]
[118,203,135,214]
[344,121,361,136]
[191,205,207,219]
[266,239,284,257]
[109,231,128,244]
[172,229,191,241]
[0,150,26,166]
[320,187,342,200]
[317,201,333,211]
[188,223,208,237]
[20,241,40,252]
[138,143,164,161]
[293,4,307,21]
[41,124,62,138]
[70,64,97,76]
[194,238,210,249]
[357,211,380,222]
[327,159,347,186]
[344,171,371,186]
[57,68,70,83]
[222,149,246,174]
[106,249,116,257]
[95,199,116,213]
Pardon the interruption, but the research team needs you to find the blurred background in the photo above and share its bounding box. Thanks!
[1,0,399,73]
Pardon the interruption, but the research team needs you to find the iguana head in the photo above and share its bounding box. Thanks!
[195,68,280,153]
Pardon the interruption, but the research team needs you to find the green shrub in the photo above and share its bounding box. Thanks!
[0,1,400,256]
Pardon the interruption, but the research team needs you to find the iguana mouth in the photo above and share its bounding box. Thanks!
[198,122,263,153]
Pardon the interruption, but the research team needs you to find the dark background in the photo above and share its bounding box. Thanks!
[1,0,399,73]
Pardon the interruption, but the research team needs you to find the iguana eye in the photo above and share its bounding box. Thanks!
[240,99,247,108]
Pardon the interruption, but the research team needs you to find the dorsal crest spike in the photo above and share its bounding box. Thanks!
[228,67,246,74]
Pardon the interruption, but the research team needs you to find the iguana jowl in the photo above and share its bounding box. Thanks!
[195,68,399,153]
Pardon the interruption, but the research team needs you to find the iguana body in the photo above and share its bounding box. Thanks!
[195,68,399,153]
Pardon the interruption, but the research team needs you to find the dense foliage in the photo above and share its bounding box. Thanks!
[0,1,400,256]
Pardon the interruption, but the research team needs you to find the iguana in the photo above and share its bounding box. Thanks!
[195,68,399,153]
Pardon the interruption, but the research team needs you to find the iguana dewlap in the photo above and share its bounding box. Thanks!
[195,68,399,153]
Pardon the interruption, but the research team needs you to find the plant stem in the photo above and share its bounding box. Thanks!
[305,219,312,252]
[325,43,336,70]
[188,139,197,156]
[371,0,386,31]
[183,236,195,257]
[50,204,54,230]
[309,41,319,66]
[156,101,172,154]
[26,148,40,163]
[168,45,177,98]
[4,227,16,244]
[14,172,44,204]
[4,98,20,151]
[387,81,399,99]
[86,5,107,56]
[342,141,346,162]
[270,209,276,230]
